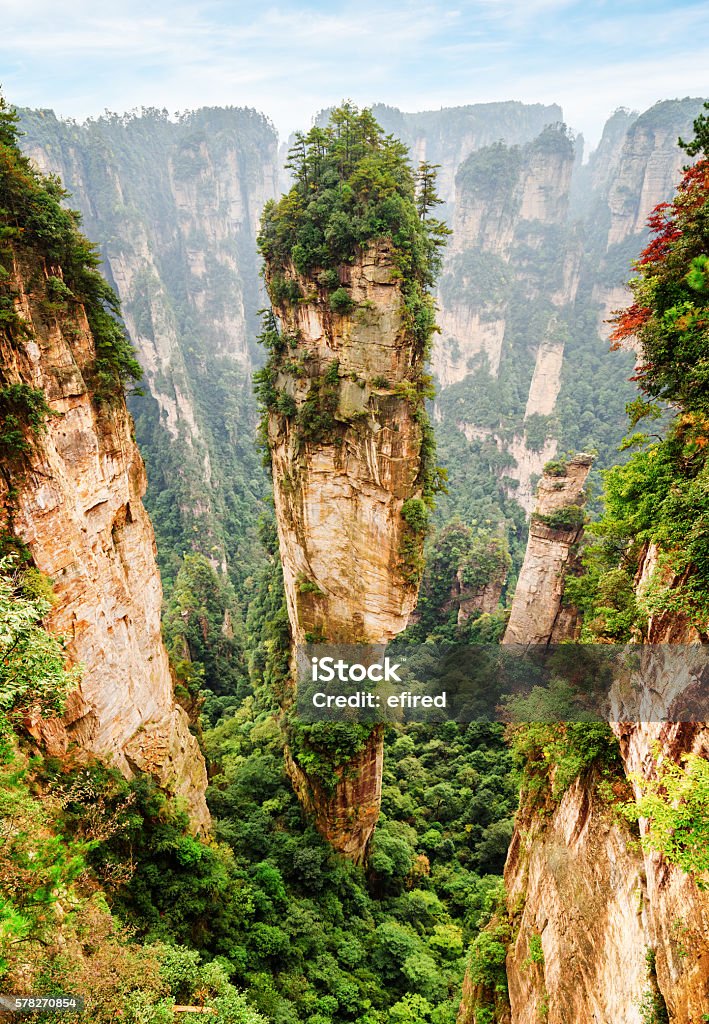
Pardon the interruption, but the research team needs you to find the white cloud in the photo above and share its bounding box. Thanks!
[1,0,707,148]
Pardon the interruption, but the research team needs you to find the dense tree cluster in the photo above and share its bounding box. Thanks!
[258,102,448,301]
[0,94,142,400]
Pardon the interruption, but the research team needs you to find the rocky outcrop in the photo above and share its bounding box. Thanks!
[606,100,705,248]
[284,735,384,863]
[435,126,577,392]
[593,99,706,339]
[1,251,209,831]
[501,707,709,1023]
[488,491,709,1024]
[433,127,582,519]
[264,242,428,860]
[19,106,279,585]
[369,102,564,210]
[524,341,564,419]
[503,454,592,644]
[266,243,426,646]
[503,776,649,1024]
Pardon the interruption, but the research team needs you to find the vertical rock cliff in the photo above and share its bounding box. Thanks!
[258,107,442,861]
[433,99,705,545]
[503,454,592,644]
[265,243,425,646]
[0,119,209,829]
[498,667,709,1023]
[470,494,709,1018]
[263,241,429,861]
[433,124,588,521]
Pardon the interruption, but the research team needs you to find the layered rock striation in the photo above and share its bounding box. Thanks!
[18,106,279,589]
[1,248,209,830]
[266,244,426,645]
[262,241,430,860]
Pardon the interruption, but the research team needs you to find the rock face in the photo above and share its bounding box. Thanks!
[266,244,425,647]
[503,454,592,644]
[364,102,564,209]
[501,726,709,1024]
[435,128,577,392]
[588,99,705,338]
[606,105,696,247]
[503,777,649,1024]
[265,242,428,860]
[18,106,279,588]
[432,99,705,533]
[482,491,709,1023]
[1,251,209,831]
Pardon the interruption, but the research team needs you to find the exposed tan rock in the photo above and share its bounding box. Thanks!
[524,342,564,419]
[503,455,592,644]
[21,112,279,573]
[518,143,573,225]
[504,777,648,1024]
[284,730,384,864]
[435,130,577,511]
[501,720,709,1024]
[267,243,425,647]
[265,242,427,860]
[1,252,209,831]
[606,124,690,247]
[492,514,709,1024]
[433,309,504,387]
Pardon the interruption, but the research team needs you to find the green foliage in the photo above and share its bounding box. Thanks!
[678,99,709,159]
[400,521,510,643]
[524,414,553,454]
[329,287,355,314]
[259,102,448,291]
[638,949,670,1024]
[506,712,621,801]
[531,505,585,531]
[0,745,88,978]
[456,143,522,201]
[0,555,79,743]
[609,151,709,413]
[464,907,511,1024]
[401,498,430,535]
[467,924,510,989]
[569,413,709,632]
[542,459,567,477]
[296,370,340,445]
[287,719,375,793]
[202,712,515,1024]
[0,383,54,460]
[163,554,250,723]
[564,562,638,642]
[521,933,544,970]
[0,94,142,401]
[0,743,269,1023]
[624,753,709,888]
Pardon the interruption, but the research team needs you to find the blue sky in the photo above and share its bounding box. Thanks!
[2,0,707,148]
